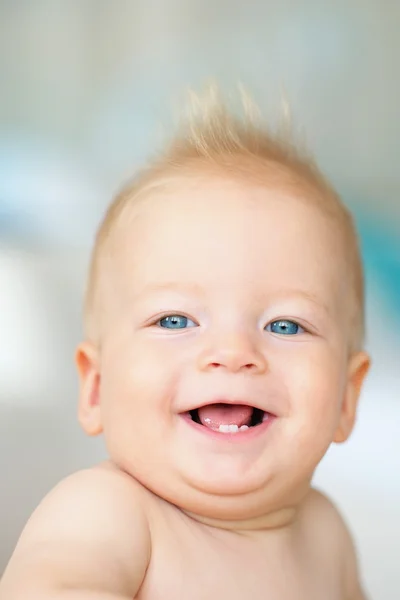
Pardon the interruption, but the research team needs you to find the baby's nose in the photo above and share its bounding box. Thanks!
[197,331,268,374]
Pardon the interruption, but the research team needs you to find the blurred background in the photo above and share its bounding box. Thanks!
[0,1,399,597]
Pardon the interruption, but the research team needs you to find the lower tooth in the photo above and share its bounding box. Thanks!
[217,424,250,434]
[216,424,251,433]
[218,424,241,433]
[218,424,230,433]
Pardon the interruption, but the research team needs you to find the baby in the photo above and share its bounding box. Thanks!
[0,88,371,599]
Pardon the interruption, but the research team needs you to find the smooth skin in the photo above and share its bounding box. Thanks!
[0,177,370,599]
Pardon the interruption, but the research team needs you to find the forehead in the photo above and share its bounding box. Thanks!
[109,177,348,304]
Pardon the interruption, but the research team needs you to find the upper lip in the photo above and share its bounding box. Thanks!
[182,397,277,416]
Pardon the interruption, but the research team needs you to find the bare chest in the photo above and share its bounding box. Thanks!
[136,524,342,600]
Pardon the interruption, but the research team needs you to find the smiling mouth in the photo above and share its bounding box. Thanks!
[186,403,270,434]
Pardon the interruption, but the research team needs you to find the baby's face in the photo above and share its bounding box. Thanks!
[79,176,369,523]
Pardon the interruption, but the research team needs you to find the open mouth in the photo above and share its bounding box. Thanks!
[186,403,270,434]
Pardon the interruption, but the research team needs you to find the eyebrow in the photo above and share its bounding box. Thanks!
[282,291,332,316]
[133,282,205,301]
[133,282,331,313]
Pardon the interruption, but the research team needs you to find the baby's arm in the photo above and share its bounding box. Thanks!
[0,465,151,599]
[342,522,367,600]
[304,490,367,600]
[317,490,367,600]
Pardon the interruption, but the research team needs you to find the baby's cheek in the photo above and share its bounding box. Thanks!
[103,343,183,433]
[129,340,182,387]
[291,344,345,398]
[298,377,345,430]
[285,356,346,443]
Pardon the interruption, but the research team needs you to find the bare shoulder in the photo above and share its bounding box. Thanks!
[0,462,151,598]
[299,488,366,599]
[300,488,359,553]
[300,487,351,531]
[17,461,151,546]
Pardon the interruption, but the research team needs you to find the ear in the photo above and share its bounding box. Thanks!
[75,342,103,436]
[333,351,371,443]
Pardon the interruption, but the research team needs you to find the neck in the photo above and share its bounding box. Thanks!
[183,504,299,532]
[181,480,315,533]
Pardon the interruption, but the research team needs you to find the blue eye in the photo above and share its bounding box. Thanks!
[266,320,304,335]
[157,315,197,329]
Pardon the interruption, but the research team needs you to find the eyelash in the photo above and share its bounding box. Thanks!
[151,313,197,329]
[150,313,308,334]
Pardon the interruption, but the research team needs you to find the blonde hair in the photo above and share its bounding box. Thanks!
[84,85,365,351]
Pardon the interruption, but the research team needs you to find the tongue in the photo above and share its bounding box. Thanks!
[197,404,253,430]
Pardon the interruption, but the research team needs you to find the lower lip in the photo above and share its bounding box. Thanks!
[179,413,275,442]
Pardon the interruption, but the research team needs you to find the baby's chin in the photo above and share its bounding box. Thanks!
[152,475,309,528]
[115,456,310,525]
